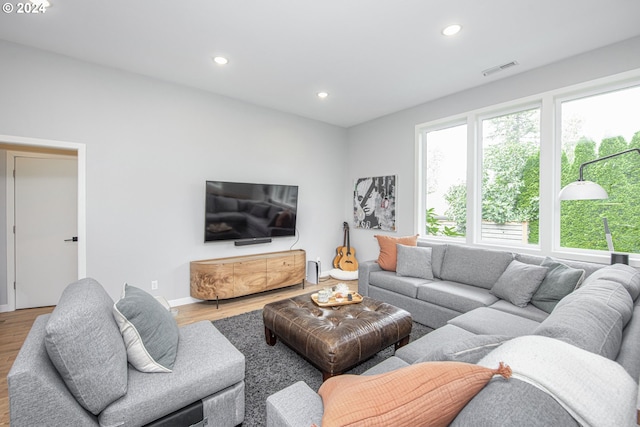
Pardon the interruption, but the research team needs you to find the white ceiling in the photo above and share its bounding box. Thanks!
[1,0,640,128]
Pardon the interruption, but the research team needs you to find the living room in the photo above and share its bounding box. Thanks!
[0,3,638,311]
[1,1,640,426]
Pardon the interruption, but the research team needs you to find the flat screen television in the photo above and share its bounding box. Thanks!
[204,180,298,243]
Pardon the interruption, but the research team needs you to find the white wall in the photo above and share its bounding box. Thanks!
[0,40,348,304]
[3,35,640,307]
[346,36,640,263]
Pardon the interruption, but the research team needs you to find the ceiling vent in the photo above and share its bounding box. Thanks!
[482,61,519,77]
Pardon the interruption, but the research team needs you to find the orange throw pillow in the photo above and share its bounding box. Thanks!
[318,361,511,427]
[375,235,418,271]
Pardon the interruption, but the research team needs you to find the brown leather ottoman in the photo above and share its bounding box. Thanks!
[262,293,412,381]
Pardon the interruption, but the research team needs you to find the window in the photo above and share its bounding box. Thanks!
[423,123,467,238]
[559,85,640,253]
[481,108,540,244]
[417,72,640,262]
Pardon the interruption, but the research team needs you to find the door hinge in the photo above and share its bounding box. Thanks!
[13,281,16,290]
[13,225,15,234]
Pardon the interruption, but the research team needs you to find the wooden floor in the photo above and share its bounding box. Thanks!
[0,278,355,426]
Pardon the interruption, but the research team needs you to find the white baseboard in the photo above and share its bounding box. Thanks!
[168,296,202,307]
[0,304,10,313]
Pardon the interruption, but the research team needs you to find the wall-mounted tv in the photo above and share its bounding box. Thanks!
[205,180,298,243]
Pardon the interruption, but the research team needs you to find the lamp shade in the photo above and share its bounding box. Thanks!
[558,180,608,200]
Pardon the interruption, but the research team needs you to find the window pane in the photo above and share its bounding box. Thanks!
[560,86,640,253]
[481,108,540,244]
[424,124,467,238]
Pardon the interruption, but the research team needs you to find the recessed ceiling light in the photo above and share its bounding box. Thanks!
[213,56,229,65]
[317,92,329,99]
[442,24,462,36]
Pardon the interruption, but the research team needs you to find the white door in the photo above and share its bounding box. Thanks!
[14,156,78,309]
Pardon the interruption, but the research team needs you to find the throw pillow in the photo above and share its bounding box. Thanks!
[396,244,434,280]
[44,278,128,415]
[113,283,179,373]
[490,260,548,307]
[318,361,512,427]
[374,234,418,271]
[531,257,586,313]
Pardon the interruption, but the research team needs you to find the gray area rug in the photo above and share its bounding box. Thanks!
[212,308,432,427]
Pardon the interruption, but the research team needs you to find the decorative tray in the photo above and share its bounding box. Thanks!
[311,292,363,307]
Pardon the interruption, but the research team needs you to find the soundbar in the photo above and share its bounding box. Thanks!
[234,237,272,246]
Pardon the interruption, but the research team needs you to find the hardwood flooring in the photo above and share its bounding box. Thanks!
[0,278,354,426]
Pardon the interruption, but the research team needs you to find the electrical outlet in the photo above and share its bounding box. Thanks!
[151,280,158,290]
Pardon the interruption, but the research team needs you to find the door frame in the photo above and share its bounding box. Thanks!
[2,134,86,312]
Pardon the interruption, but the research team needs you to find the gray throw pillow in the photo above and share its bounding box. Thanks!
[396,244,434,280]
[417,334,511,364]
[113,283,179,373]
[531,257,586,313]
[490,260,548,307]
[45,278,128,415]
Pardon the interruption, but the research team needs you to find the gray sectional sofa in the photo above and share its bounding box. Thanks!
[266,242,640,426]
[8,278,246,427]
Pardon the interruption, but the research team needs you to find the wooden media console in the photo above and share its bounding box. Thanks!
[190,249,306,306]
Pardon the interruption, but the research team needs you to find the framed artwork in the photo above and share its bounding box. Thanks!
[353,175,397,231]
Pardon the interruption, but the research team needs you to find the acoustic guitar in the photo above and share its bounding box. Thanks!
[333,222,348,268]
[338,222,358,272]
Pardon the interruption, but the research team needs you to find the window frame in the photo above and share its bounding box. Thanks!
[416,117,469,241]
[415,69,640,266]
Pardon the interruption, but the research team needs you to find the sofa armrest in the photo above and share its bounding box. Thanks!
[8,314,98,426]
[266,381,323,427]
[358,260,382,296]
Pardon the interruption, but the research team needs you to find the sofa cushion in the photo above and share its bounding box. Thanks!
[395,324,474,364]
[561,278,634,327]
[581,263,640,301]
[489,299,549,322]
[113,283,180,373]
[396,244,434,280]
[534,279,633,359]
[369,271,427,298]
[448,307,541,336]
[440,244,513,289]
[374,234,418,271]
[99,321,246,427]
[490,260,548,307]
[417,241,448,278]
[317,361,511,427]
[44,278,128,415]
[451,378,579,427]
[617,304,640,380]
[417,281,498,313]
[417,334,512,364]
[530,257,585,313]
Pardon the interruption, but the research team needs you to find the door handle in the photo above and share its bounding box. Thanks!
[64,236,78,242]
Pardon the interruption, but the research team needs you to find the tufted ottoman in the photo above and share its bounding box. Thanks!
[263,293,412,381]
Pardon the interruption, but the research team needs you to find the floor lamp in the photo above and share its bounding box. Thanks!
[558,148,640,264]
